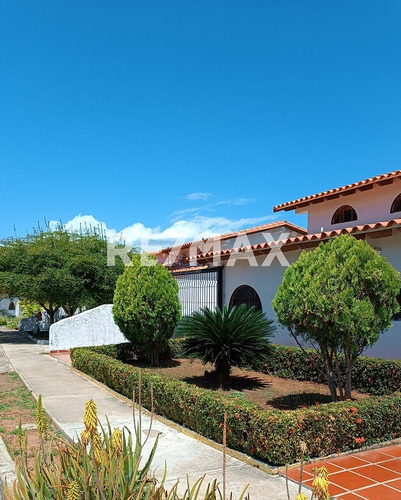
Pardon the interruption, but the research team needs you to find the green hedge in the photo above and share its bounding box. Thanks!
[92,341,401,396]
[70,347,401,465]
[171,340,401,396]
[171,339,401,396]
[261,344,401,396]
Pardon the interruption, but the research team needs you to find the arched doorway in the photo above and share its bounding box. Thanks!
[229,285,262,311]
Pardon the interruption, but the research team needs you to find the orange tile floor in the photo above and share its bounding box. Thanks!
[287,444,401,499]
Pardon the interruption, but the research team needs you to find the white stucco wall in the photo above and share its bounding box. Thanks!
[222,233,401,360]
[222,250,301,347]
[363,230,401,359]
[49,304,129,351]
[220,226,304,250]
[299,179,401,234]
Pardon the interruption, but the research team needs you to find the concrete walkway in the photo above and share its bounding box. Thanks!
[0,330,299,499]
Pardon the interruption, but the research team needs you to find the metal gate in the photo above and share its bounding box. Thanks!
[173,267,223,317]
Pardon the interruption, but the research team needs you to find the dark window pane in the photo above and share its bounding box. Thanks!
[331,205,357,225]
[229,285,262,311]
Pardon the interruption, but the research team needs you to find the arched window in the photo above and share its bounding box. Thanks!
[331,205,357,225]
[390,194,401,214]
[229,285,262,311]
[8,301,15,311]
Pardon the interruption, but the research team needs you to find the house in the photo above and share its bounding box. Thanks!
[0,297,20,317]
[156,170,401,360]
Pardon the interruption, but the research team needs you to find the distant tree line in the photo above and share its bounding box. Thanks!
[0,228,129,324]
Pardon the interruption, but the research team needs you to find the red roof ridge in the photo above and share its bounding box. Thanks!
[189,218,401,262]
[273,169,401,213]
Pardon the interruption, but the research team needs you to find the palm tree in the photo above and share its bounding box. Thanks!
[176,305,275,388]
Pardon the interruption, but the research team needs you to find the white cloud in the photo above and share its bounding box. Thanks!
[185,192,212,201]
[50,213,277,251]
[49,214,107,233]
[216,197,256,206]
[170,205,215,220]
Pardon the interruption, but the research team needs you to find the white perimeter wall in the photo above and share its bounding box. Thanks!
[223,233,401,360]
[49,304,129,351]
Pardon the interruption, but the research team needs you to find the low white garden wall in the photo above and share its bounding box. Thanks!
[49,304,129,351]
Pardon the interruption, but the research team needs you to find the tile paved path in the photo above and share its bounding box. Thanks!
[287,443,401,498]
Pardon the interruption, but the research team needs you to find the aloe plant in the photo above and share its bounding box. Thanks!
[7,394,249,500]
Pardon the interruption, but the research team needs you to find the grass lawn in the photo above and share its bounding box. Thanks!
[134,358,369,410]
[0,371,58,469]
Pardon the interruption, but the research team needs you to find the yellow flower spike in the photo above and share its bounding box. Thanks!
[294,494,308,500]
[83,399,98,435]
[67,481,80,500]
[36,394,49,438]
[312,467,330,500]
[112,428,123,453]
[80,429,90,446]
[92,432,103,466]
[300,441,308,454]
[319,466,329,480]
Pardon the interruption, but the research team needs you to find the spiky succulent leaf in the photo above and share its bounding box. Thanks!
[176,305,275,370]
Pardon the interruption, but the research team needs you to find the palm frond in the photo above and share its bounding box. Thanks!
[176,305,275,377]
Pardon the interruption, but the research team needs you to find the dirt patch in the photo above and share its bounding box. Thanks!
[0,371,57,469]
[144,359,369,410]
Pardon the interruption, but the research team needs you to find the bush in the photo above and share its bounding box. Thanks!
[261,344,401,396]
[0,314,19,329]
[176,305,275,388]
[273,235,401,401]
[113,254,181,366]
[70,347,401,465]
[104,341,401,396]
[165,338,187,359]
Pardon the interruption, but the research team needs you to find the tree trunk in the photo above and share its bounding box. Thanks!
[334,352,345,400]
[322,350,338,402]
[148,341,163,367]
[344,356,355,400]
[344,340,355,400]
[41,306,55,325]
[65,305,76,317]
[215,360,231,389]
[48,308,55,325]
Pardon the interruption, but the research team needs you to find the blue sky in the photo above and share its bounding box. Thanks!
[1,1,401,247]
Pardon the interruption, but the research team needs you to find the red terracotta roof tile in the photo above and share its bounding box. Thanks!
[274,170,401,213]
[170,265,212,273]
[154,220,307,255]
[189,218,401,262]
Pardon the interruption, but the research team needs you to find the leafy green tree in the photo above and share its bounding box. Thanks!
[112,254,181,366]
[0,229,126,324]
[272,234,400,401]
[19,299,42,318]
[176,305,275,388]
